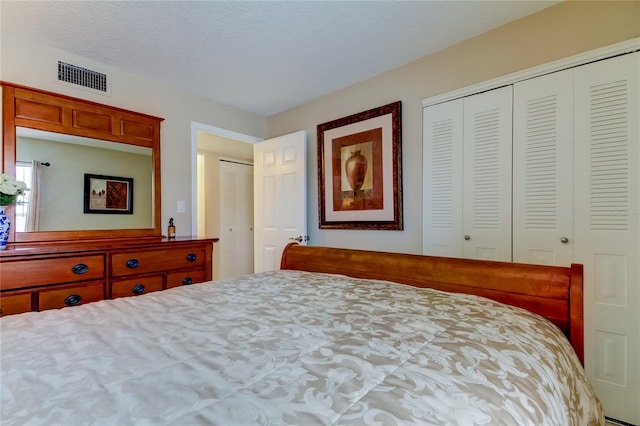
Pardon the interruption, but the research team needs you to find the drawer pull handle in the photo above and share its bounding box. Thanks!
[186,253,197,262]
[126,259,139,269]
[132,284,146,295]
[72,263,89,274]
[182,277,193,285]
[64,294,82,306]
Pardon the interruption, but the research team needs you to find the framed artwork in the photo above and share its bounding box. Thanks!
[84,173,134,214]
[317,101,402,230]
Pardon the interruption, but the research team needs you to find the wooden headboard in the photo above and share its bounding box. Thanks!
[280,243,584,364]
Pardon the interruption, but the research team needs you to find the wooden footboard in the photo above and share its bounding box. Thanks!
[280,243,584,364]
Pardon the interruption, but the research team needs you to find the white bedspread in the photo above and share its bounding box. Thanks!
[1,270,603,425]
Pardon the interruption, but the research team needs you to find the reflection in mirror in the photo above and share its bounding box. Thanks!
[16,128,153,232]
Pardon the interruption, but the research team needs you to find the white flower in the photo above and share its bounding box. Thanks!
[0,174,30,206]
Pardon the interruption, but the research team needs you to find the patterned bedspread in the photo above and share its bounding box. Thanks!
[1,270,603,425]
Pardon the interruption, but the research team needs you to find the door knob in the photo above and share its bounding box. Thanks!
[289,236,303,243]
[560,237,569,244]
[464,235,470,241]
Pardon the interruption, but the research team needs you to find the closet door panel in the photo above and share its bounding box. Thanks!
[219,160,254,280]
[462,86,513,261]
[574,52,640,425]
[422,99,463,257]
[220,162,239,279]
[238,164,255,275]
[513,70,574,266]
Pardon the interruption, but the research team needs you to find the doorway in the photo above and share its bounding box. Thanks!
[192,122,261,280]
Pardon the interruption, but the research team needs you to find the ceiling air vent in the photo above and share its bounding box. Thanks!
[57,61,108,93]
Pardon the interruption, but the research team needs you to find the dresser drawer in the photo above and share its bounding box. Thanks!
[111,275,164,299]
[166,268,208,289]
[0,291,33,316]
[0,255,105,291]
[111,246,206,277]
[38,281,105,311]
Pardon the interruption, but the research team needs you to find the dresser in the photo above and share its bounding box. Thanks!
[0,237,217,316]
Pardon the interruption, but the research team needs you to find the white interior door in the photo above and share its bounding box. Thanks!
[219,160,254,279]
[462,86,513,261]
[574,52,640,425]
[513,69,574,266]
[254,130,307,273]
[422,98,464,257]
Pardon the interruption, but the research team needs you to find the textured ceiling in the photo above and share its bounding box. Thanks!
[1,1,557,117]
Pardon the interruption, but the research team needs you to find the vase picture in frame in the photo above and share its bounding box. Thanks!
[317,101,402,230]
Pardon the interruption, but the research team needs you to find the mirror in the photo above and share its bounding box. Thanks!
[2,82,163,244]
[15,128,153,232]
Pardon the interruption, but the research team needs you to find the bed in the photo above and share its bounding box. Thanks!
[1,243,603,425]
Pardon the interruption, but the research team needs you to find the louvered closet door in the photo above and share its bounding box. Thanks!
[422,99,464,257]
[513,70,574,266]
[462,86,513,261]
[574,52,640,425]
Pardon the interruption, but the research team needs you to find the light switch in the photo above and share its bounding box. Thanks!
[177,200,185,213]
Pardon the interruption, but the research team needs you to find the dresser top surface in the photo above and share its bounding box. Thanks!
[0,237,219,259]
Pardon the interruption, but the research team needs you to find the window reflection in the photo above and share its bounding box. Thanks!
[14,161,32,233]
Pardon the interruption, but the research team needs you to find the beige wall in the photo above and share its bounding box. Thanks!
[18,137,153,231]
[267,1,640,254]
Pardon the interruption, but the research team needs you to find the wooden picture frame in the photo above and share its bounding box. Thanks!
[83,173,134,214]
[317,101,402,230]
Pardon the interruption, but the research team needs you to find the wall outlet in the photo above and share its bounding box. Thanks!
[177,200,185,213]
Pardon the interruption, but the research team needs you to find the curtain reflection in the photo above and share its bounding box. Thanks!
[25,160,44,232]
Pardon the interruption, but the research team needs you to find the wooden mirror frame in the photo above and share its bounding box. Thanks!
[1,82,163,244]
